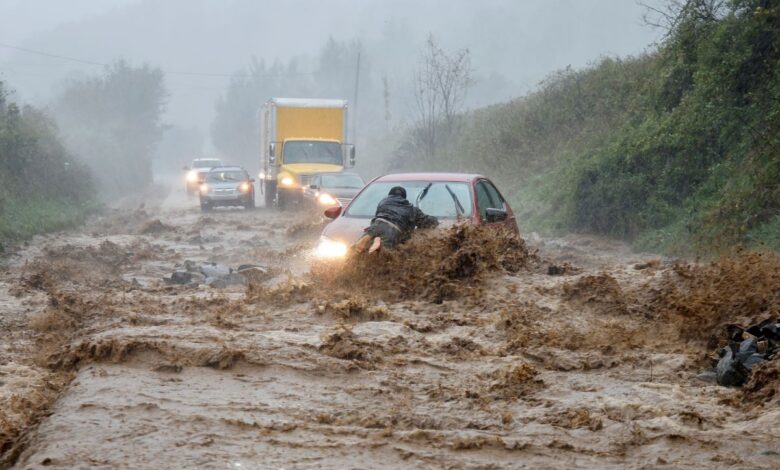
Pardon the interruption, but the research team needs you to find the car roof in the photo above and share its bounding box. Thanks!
[373,172,484,183]
[193,158,222,162]
[207,166,245,172]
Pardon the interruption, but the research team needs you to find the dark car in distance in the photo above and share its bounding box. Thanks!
[302,172,365,209]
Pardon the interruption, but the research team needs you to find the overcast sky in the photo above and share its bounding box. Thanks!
[0,0,662,136]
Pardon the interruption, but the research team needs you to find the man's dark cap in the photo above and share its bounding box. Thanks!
[389,186,406,198]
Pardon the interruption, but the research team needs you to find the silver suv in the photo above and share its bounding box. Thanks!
[198,166,256,211]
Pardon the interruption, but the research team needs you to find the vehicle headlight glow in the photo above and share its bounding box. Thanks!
[258,171,265,179]
[186,170,198,182]
[280,176,294,186]
[315,237,347,258]
[239,182,251,192]
[317,193,338,206]
[199,183,208,193]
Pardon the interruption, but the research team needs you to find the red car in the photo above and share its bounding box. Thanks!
[314,173,518,258]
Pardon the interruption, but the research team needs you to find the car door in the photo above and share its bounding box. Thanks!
[475,179,518,232]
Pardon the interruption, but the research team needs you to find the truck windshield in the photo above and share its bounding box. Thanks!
[283,141,342,165]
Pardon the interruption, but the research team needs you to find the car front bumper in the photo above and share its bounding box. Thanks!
[200,191,253,206]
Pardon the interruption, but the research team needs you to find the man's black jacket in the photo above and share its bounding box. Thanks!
[372,195,438,235]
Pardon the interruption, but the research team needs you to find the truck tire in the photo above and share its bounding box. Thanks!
[277,190,287,211]
[264,181,276,208]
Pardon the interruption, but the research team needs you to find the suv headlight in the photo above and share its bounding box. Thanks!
[187,170,198,182]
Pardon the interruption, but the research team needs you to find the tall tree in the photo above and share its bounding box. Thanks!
[412,35,472,159]
[53,61,167,198]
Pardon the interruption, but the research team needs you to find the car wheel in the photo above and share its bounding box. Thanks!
[200,202,212,212]
[244,195,255,210]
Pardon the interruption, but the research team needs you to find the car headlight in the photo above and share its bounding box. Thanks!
[187,170,198,182]
[280,176,294,186]
[315,236,347,258]
[258,171,265,179]
[239,182,251,192]
[199,183,208,193]
[317,193,338,206]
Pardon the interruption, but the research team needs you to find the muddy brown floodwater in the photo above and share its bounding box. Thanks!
[1,184,778,469]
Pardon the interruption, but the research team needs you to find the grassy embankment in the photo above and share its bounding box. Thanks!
[391,1,778,254]
[0,82,96,249]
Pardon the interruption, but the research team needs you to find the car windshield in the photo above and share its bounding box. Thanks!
[206,170,246,182]
[193,159,222,168]
[345,181,473,218]
[283,141,342,165]
[320,174,364,189]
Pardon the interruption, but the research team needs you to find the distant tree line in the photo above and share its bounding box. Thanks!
[210,34,474,175]
[211,37,365,171]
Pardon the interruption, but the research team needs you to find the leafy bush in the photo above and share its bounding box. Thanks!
[0,81,96,243]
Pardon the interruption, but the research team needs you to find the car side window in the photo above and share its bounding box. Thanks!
[476,180,504,221]
[476,181,494,221]
[483,180,505,207]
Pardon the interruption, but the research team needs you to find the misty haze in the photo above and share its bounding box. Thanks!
[1,0,778,468]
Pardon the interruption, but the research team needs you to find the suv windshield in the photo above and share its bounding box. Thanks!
[206,170,246,182]
[345,181,473,219]
[321,174,364,188]
[193,159,222,168]
[284,141,342,165]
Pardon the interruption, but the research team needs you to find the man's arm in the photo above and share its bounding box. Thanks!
[415,208,439,229]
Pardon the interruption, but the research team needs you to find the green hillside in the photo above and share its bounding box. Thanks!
[0,82,96,246]
[394,0,779,253]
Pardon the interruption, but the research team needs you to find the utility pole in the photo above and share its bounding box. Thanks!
[383,75,391,132]
[352,50,361,145]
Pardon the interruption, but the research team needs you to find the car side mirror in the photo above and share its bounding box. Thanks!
[309,184,319,190]
[349,146,356,166]
[249,178,256,183]
[182,166,190,171]
[269,143,276,159]
[485,207,508,223]
[324,206,342,219]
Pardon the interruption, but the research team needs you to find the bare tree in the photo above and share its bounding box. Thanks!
[412,34,472,159]
[639,0,727,36]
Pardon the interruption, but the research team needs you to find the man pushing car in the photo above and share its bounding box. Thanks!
[353,186,439,253]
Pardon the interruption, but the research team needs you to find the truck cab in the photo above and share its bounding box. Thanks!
[260,98,355,209]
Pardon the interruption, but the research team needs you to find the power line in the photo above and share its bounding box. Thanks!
[0,42,105,66]
[0,41,316,79]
